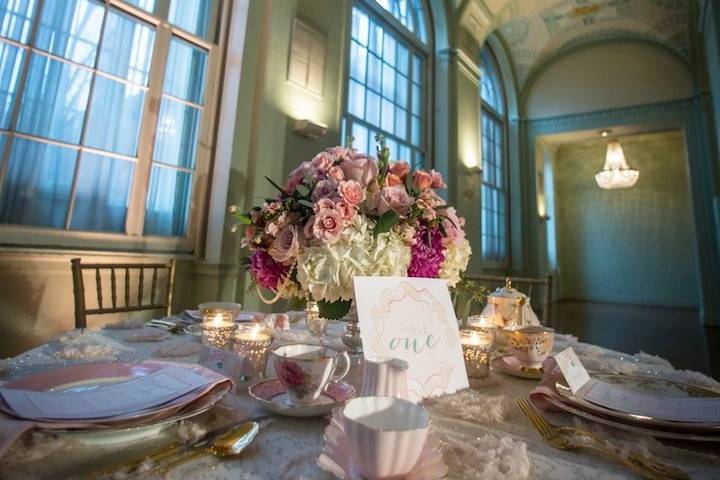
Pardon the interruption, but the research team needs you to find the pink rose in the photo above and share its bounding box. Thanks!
[326,146,353,162]
[441,207,465,245]
[311,179,338,201]
[430,169,446,189]
[312,208,344,244]
[268,225,300,265]
[373,185,412,217]
[311,152,334,171]
[338,179,366,205]
[275,360,306,388]
[335,199,356,221]
[413,170,433,191]
[328,166,345,182]
[314,198,336,212]
[389,161,410,180]
[384,173,404,187]
[284,162,314,192]
[340,154,379,186]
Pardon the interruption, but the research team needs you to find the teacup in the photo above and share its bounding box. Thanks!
[271,344,350,405]
[343,396,429,479]
[507,326,554,369]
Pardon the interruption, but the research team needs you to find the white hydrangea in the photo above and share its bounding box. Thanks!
[439,238,471,287]
[297,216,411,302]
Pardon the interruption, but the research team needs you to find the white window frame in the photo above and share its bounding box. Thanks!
[342,0,432,168]
[0,0,229,254]
[480,46,509,267]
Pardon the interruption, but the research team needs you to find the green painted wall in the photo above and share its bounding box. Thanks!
[553,132,699,307]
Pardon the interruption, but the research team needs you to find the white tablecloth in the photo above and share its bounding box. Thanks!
[1,321,719,480]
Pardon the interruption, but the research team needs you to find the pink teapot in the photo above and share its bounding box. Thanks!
[360,356,409,400]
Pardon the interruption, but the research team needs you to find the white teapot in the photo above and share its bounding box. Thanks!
[480,278,540,329]
[360,357,409,400]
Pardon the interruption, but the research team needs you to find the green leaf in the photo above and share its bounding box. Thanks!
[373,210,399,237]
[234,213,253,225]
[319,300,352,320]
[298,199,315,208]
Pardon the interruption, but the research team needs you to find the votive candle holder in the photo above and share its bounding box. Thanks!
[460,328,494,379]
[305,300,328,337]
[235,323,274,374]
[201,313,237,350]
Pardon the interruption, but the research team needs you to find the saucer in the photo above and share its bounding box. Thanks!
[248,378,356,417]
[492,355,544,380]
[318,407,448,480]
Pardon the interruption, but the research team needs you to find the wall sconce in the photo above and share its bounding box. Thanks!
[294,119,327,139]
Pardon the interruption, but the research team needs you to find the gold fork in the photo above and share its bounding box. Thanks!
[515,397,689,480]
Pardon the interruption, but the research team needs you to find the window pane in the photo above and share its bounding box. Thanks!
[168,0,214,38]
[352,8,369,46]
[85,76,145,155]
[0,138,75,228]
[348,80,364,118]
[17,54,92,144]
[395,106,406,139]
[35,0,104,66]
[365,90,380,124]
[383,33,395,66]
[351,122,368,154]
[144,165,192,237]
[163,37,207,103]
[367,53,381,92]
[369,22,382,55]
[349,41,366,82]
[1,0,36,43]
[70,153,134,232]
[373,0,427,44]
[153,97,201,169]
[396,44,408,74]
[396,73,408,107]
[98,10,155,85]
[381,98,393,133]
[382,62,394,100]
[411,114,420,146]
[0,43,25,129]
[123,0,155,12]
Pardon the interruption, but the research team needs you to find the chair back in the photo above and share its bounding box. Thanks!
[465,274,553,325]
[71,258,176,329]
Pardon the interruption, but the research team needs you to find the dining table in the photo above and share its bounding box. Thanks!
[0,317,719,480]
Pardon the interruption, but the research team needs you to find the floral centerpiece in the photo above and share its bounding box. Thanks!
[232,138,471,319]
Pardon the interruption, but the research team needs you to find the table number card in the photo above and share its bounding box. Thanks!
[353,276,469,402]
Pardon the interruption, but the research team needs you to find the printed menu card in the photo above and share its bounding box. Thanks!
[354,276,468,402]
[0,365,210,420]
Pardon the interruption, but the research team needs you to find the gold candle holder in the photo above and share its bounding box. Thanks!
[305,300,328,337]
[234,323,273,376]
[460,328,494,379]
[201,313,237,350]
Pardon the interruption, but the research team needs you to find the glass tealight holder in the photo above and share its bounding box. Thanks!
[201,315,237,350]
[234,323,274,376]
[199,302,242,322]
[467,314,498,344]
[460,328,494,379]
[305,300,328,337]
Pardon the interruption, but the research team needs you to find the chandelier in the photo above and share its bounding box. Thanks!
[595,133,639,189]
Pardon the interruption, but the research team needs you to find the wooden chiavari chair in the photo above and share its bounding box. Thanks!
[71,258,176,329]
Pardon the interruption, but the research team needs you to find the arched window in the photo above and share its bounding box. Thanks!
[479,46,509,264]
[344,0,430,168]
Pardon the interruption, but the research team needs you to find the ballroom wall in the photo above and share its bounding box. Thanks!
[552,132,700,307]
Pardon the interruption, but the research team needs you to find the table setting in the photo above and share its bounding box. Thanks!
[1,144,720,479]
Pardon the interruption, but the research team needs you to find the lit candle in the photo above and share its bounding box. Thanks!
[236,323,271,342]
[459,328,493,379]
[201,311,237,349]
[234,323,273,379]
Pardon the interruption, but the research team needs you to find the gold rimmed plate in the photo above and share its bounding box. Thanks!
[555,373,720,432]
[492,355,544,380]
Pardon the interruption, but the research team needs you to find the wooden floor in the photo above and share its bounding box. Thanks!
[549,301,720,380]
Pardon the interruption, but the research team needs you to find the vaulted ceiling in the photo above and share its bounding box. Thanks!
[455,0,691,88]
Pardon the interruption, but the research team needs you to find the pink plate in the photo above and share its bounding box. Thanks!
[318,407,449,480]
[249,378,356,418]
[5,362,161,391]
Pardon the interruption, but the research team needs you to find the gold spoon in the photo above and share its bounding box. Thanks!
[148,421,260,476]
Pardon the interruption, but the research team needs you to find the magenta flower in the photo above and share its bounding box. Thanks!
[250,249,290,291]
[408,223,445,278]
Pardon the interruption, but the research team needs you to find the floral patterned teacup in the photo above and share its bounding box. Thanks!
[271,344,351,405]
[508,326,554,369]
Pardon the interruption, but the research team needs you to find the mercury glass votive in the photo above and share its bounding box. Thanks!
[234,323,273,370]
[460,328,494,379]
[305,300,328,337]
[199,302,242,322]
[201,313,238,349]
